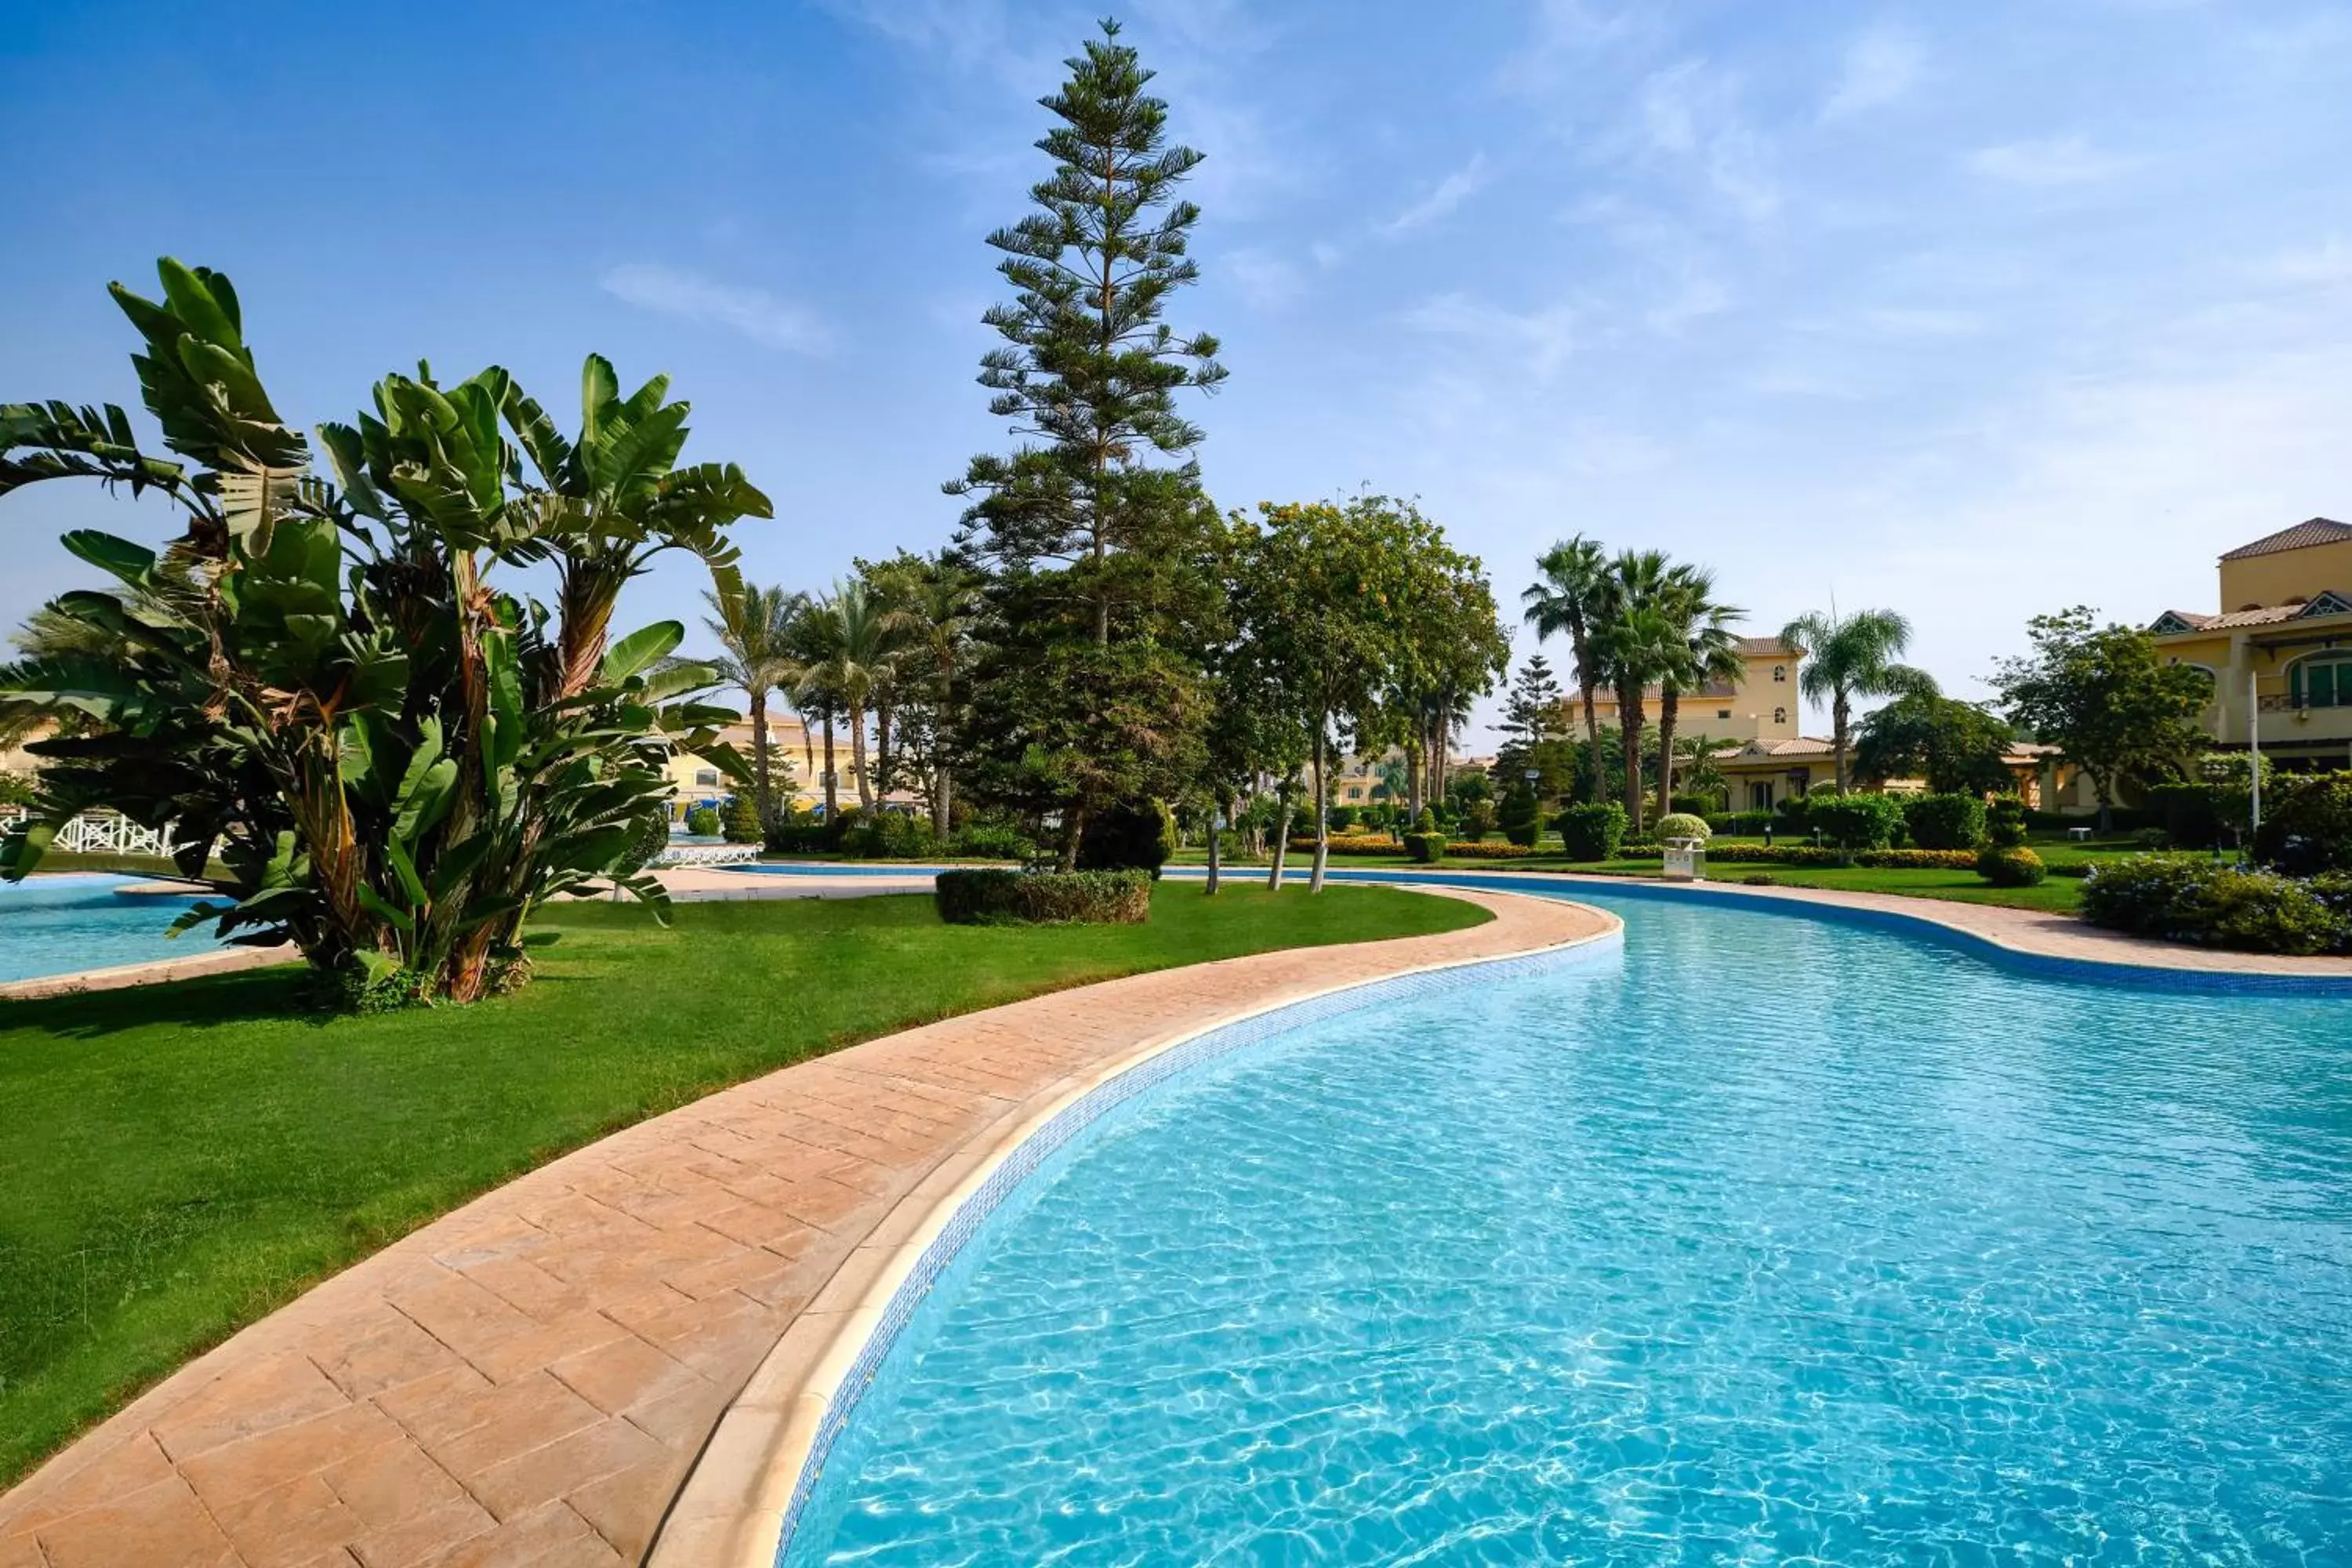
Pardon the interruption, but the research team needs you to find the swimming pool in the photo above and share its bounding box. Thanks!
[725,862,951,878]
[0,873,221,984]
[781,884,2352,1565]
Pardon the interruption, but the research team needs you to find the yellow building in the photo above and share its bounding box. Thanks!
[1586,636,1805,743]
[2147,517,2352,773]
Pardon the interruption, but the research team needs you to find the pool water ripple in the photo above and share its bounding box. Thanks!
[784,893,2351,1566]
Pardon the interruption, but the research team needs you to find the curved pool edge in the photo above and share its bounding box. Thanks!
[1176,866,2352,996]
[646,886,1624,1568]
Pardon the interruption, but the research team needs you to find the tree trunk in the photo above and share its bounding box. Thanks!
[1617,679,1646,833]
[1266,784,1294,891]
[750,693,774,829]
[821,712,837,818]
[1058,801,1086,873]
[850,709,874,811]
[874,701,894,800]
[932,764,952,838]
[1578,675,1603,807]
[1406,744,1423,821]
[1311,718,1330,894]
[1655,690,1679,822]
[1832,694,1850,793]
[1204,793,1222,896]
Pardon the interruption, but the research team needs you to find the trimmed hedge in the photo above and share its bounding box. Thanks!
[934,869,1151,926]
[2081,856,2349,954]
[1805,792,1904,849]
[1555,801,1628,862]
[1289,836,1403,857]
[1700,844,1980,869]
[1705,810,1776,836]
[1902,793,1986,851]
[1403,832,1446,864]
[1078,798,1177,878]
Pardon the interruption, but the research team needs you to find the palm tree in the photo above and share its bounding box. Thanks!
[701,582,808,830]
[1650,567,1745,820]
[1596,550,1677,831]
[1778,606,1937,792]
[795,580,902,813]
[1522,536,1612,802]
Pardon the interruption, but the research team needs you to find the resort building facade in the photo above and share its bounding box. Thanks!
[2147,517,2352,774]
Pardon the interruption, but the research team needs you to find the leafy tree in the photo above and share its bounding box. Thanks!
[1992,607,2212,831]
[0,260,767,1002]
[1778,606,1936,793]
[1522,535,1613,801]
[1853,691,2016,795]
[702,581,807,829]
[1232,495,1488,891]
[1593,549,1682,831]
[794,579,904,812]
[864,550,984,834]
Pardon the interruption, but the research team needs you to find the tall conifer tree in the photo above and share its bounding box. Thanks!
[949,20,1226,867]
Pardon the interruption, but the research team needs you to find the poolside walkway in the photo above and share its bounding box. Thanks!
[0,886,1604,1568]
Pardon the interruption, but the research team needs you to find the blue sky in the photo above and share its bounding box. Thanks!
[6,0,2351,742]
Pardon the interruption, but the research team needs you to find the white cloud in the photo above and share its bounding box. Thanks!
[1646,274,1730,337]
[1225,249,1305,310]
[1821,24,1924,121]
[1639,62,1780,220]
[1384,154,1495,234]
[2259,239,2352,287]
[601,264,837,355]
[1402,292,1577,377]
[1967,135,2136,187]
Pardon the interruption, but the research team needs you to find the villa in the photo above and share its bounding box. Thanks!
[2148,517,2352,774]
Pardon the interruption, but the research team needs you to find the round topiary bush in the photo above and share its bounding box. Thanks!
[1655,811,1711,842]
[934,869,1151,926]
[1077,799,1177,878]
[684,805,720,838]
[1555,800,1627,862]
[1976,845,2047,887]
[720,794,762,843]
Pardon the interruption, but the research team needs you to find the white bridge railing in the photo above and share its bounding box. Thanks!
[651,843,760,868]
[0,807,176,856]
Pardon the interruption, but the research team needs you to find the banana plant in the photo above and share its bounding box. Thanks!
[0,260,771,1004]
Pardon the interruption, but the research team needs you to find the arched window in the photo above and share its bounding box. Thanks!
[1773,707,1787,724]
[2289,651,2352,710]
[1772,665,1787,683]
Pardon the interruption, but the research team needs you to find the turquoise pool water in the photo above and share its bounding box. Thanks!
[782,887,2352,1565]
[0,873,218,983]
[728,863,948,878]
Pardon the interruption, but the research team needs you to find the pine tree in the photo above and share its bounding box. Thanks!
[1495,655,1565,757]
[947,20,1227,867]
[947,18,1225,644]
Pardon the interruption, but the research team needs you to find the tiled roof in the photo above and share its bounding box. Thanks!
[1732,736,1836,759]
[2154,590,2352,634]
[2220,517,2352,561]
[1734,635,1801,656]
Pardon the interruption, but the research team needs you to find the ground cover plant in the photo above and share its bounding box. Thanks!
[0,881,1482,1485]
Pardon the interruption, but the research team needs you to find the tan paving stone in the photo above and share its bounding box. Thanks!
[181,1402,403,1510]
[212,1474,363,1568]
[349,1500,495,1568]
[546,1334,706,1420]
[420,1502,617,1568]
[319,1440,470,1529]
[151,1356,353,1465]
[35,1475,235,1568]
[465,1417,666,1521]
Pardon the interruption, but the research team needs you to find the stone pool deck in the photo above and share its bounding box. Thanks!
[0,885,1605,1568]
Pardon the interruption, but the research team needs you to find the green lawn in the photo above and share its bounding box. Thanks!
[0,882,1481,1486]
[1172,831,2137,913]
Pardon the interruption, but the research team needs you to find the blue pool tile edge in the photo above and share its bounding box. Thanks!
[768,925,1626,1563]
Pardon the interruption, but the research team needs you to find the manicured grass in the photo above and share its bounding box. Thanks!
[0,883,1482,1486]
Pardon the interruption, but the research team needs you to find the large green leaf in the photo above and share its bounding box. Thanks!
[60,530,156,588]
[601,621,684,685]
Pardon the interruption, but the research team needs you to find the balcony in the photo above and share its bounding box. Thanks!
[2258,692,2348,713]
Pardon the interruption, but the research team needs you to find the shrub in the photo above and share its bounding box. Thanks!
[1290,836,1403,857]
[2309,870,2352,927]
[1741,873,1777,887]
[1773,793,1816,829]
[843,811,942,859]
[1976,845,2047,887]
[1327,804,1359,832]
[1461,799,1497,843]
[1806,793,1905,851]
[1902,793,1987,851]
[949,822,1036,861]
[1439,840,1541,860]
[1706,810,1775,837]
[0,771,34,808]
[720,795,763,843]
[934,868,1151,926]
[1078,798,1177,878]
[2082,856,2348,954]
[1499,782,1541,847]
[1413,807,1439,834]
[1402,831,1446,864]
[1555,801,1628,862]
[2254,771,2352,876]
[2146,782,2226,851]
[1669,792,1719,816]
[1655,811,1711,843]
[684,806,721,838]
[1984,794,2029,849]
